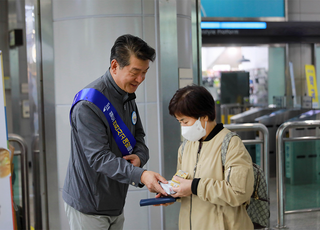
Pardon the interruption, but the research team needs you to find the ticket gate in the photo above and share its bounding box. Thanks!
[229,107,278,164]
[276,120,320,229]
[230,107,278,124]
[255,108,311,177]
[284,110,320,186]
[230,107,278,138]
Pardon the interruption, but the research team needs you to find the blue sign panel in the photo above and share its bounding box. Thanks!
[201,0,285,18]
[201,22,267,29]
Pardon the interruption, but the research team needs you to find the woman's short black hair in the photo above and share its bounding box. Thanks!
[110,34,156,68]
[168,85,216,121]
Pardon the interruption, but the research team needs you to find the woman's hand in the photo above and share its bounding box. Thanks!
[171,176,192,198]
[152,193,175,207]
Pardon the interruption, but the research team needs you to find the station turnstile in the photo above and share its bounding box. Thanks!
[230,107,278,138]
[254,108,311,177]
[276,120,320,229]
[228,107,317,179]
[229,107,278,164]
[284,110,320,186]
[230,107,278,124]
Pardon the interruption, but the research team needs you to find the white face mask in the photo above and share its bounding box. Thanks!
[181,118,207,141]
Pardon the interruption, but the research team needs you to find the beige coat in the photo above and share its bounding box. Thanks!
[177,128,254,230]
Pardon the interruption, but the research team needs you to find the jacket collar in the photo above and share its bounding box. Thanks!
[203,123,224,142]
[104,68,136,104]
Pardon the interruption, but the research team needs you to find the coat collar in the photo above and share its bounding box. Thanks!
[104,68,136,104]
[203,123,224,142]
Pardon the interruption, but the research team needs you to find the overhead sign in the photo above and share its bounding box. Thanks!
[305,65,319,108]
[0,51,15,229]
[202,22,320,44]
[201,22,267,29]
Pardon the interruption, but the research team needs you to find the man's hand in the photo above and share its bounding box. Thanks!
[141,171,168,196]
[123,154,141,167]
[171,176,192,198]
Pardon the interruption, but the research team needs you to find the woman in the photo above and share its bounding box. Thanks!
[159,85,254,230]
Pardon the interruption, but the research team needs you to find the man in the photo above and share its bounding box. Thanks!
[63,34,167,230]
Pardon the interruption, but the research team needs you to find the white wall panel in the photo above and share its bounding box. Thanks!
[55,105,72,230]
[300,14,320,21]
[145,103,160,173]
[288,0,320,21]
[55,105,71,191]
[177,17,192,68]
[53,0,142,20]
[288,0,300,13]
[135,81,146,104]
[176,0,191,15]
[145,63,157,102]
[288,13,301,20]
[143,16,156,48]
[54,17,142,105]
[143,0,155,15]
[143,17,157,103]
[300,0,320,14]
[300,44,312,66]
[123,190,149,230]
[136,103,146,135]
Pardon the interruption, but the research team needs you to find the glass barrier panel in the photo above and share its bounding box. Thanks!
[13,154,25,229]
[12,155,22,206]
[284,139,320,211]
[244,143,262,167]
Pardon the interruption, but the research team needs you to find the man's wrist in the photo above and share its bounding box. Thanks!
[139,170,147,187]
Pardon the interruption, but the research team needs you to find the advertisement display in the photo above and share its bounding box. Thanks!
[305,65,319,108]
[0,51,15,230]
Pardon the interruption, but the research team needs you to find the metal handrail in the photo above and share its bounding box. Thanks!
[275,120,320,229]
[8,133,30,230]
[225,123,269,178]
[225,123,270,229]
[221,103,242,109]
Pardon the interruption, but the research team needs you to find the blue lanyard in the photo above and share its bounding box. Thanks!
[70,88,136,156]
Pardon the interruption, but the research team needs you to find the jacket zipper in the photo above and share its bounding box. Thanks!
[227,166,232,182]
[190,141,203,230]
